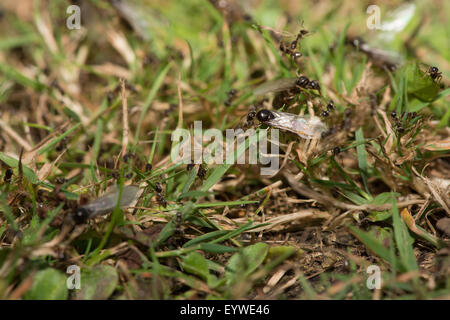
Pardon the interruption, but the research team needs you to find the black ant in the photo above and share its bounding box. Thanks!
[174,211,183,237]
[290,28,310,50]
[237,104,258,130]
[247,110,256,122]
[4,168,13,183]
[306,80,321,94]
[145,163,152,172]
[186,163,194,171]
[321,100,335,118]
[154,182,163,193]
[123,152,135,163]
[155,192,167,208]
[390,111,418,134]
[225,89,237,106]
[197,164,207,179]
[333,146,341,155]
[326,100,335,111]
[427,66,442,82]
[246,109,257,127]
[280,42,302,60]
[280,25,310,60]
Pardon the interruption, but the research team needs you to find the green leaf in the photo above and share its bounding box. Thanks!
[372,192,401,205]
[404,63,440,102]
[226,243,268,282]
[0,152,38,184]
[24,269,68,300]
[391,196,418,272]
[367,192,401,222]
[368,211,392,222]
[183,230,229,247]
[200,130,257,192]
[135,62,172,141]
[156,202,194,246]
[199,243,238,254]
[349,225,397,270]
[181,252,210,281]
[75,265,118,300]
[0,63,46,92]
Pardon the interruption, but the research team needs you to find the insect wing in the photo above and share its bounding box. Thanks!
[81,185,140,219]
[266,111,327,139]
[254,78,297,96]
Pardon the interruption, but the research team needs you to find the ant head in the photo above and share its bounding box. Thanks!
[308,80,321,90]
[256,109,275,122]
[430,66,439,73]
[73,207,89,225]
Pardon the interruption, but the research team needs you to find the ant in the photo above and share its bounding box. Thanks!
[247,110,256,122]
[290,28,310,50]
[427,66,442,82]
[294,75,321,95]
[321,100,335,118]
[122,152,136,163]
[174,211,183,237]
[155,192,167,208]
[280,42,302,59]
[225,89,237,106]
[390,111,418,134]
[306,80,321,94]
[280,25,310,60]
[333,146,341,155]
[197,164,207,179]
[154,182,163,193]
[4,168,13,183]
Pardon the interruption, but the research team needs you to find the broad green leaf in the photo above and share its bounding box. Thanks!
[226,243,268,282]
[75,265,118,300]
[404,63,440,102]
[368,211,392,222]
[349,225,397,270]
[181,252,210,281]
[24,269,68,300]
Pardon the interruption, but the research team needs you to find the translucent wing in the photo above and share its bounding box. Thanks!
[253,78,297,96]
[359,43,404,68]
[265,111,327,139]
[358,3,417,68]
[81,185,141,219]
